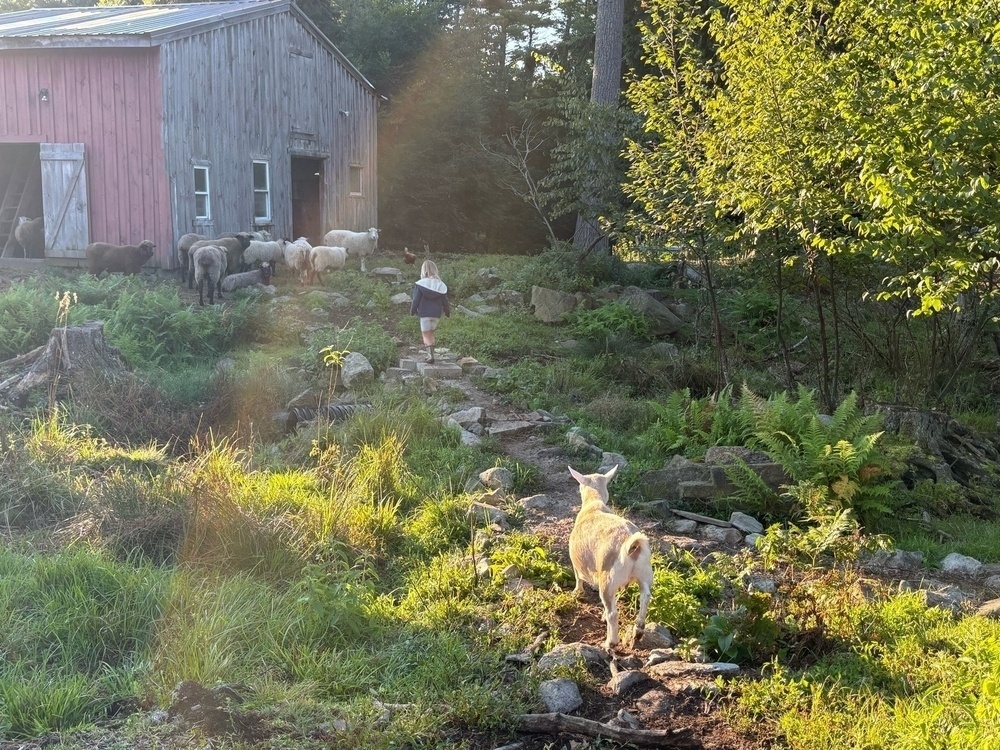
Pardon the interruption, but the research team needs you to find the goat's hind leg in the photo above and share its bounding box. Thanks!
[633,578,652,645]
[599,583,620,650]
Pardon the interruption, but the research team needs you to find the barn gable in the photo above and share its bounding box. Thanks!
[0,1,378,269]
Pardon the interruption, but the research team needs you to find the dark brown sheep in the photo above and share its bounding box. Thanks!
[86,240,155,277]
[14,216,44,258]
[187,233,252,286]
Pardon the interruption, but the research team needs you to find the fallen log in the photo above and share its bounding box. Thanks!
[516,712,699,748]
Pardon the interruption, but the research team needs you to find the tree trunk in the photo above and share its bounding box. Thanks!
[0,321,130,409]
[572,0,624,256]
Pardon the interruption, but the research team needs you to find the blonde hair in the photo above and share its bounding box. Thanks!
[420,260,440,279]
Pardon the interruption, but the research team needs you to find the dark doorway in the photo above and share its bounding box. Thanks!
[291,157,324,245]
[0,143,43,258]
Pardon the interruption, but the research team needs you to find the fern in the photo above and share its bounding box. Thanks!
[739,388,900,526]
[724,458,783,518]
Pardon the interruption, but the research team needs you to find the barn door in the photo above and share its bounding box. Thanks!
[40,143,89,258]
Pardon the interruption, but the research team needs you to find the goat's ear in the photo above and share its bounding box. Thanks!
[603,464,619,482]
[568,466,586,485]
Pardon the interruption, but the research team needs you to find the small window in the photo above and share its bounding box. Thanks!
[194,165,211,220]
[349,165,362,196]
[253,161,271,221]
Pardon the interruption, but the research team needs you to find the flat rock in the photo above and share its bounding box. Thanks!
[647,661,740,679]
[537,643,608,672]
[638,622,675,649]
[977,598,1000,619]
[417,362,463,379]
[730,511,763,534]
[673,509,730,527]
[488,420,536,437]
[700,525,745,545]
[940,552,982,576]
[607,670,651,696]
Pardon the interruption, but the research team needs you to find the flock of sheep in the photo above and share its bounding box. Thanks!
[82,227,380,306]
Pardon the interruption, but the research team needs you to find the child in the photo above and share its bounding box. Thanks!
[410,259,451,363]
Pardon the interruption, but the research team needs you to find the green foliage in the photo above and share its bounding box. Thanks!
[488,358,609,411]
[571,301,651,343]
[0,282,58,360]
[642,385,755,458]
[444,309,561,364]
[743,388,899,525]
[73,283,255,368]
[731,589,1000,748]
[503,244,596,295]
[403,494,471,558]
[305,319,398,377]
[0,546,167,736]
[756,481,891,569]
[487,534,573,588]
[645,550,723,638]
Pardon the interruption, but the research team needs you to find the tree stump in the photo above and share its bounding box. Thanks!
[0,321,130,408]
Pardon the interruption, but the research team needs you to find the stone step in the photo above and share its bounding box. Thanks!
[417,362,464,378]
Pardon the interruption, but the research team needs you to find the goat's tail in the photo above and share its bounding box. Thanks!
[624,531,650,561]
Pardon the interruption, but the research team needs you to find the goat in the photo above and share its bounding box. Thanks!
[568,464,652,650]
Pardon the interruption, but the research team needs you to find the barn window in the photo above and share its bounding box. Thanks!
[253,161,271,221]
[194,166,211,219]
[349,165,363,196]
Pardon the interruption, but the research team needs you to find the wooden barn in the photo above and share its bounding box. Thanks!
[0,0,378,269]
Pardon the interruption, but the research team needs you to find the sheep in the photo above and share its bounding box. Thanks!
[176,233,209,285]
[242,238,287,273]
[14,216,44,258]
[218,230,272,241]
[221,261,273,293]
[568,464,652,650]
[282,237,313,285]
[192,244,227,305]
[322,227,379,272]
[86,240,156,278]
[308,245,347,284]
[186,233,252,287]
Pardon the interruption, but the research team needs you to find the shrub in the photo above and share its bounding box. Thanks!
[0,281,59,360]
[570,301,651,344]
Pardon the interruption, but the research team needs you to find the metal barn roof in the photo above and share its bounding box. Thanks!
[0,0,374,89]
[0,0,282,40]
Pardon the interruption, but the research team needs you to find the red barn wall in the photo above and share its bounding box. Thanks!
[0,47,173,266]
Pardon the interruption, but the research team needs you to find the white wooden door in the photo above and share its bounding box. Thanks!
[40,143,89,258]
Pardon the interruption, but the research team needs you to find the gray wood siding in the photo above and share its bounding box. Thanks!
[158,8,376,265]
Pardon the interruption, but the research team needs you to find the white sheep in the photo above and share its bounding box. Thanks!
[322,227,379,272]
[243,239,287,272]
[283,237,313,285]
[221,262,273,292]
[308,245,347,284]
[568,465,652,650]
[192,244,227,306]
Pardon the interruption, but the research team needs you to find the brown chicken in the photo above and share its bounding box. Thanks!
[403,247,416,264]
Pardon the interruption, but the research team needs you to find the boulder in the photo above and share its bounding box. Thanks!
[339,352,374,389]
[530,286,578,323]
[616,286,683,335]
